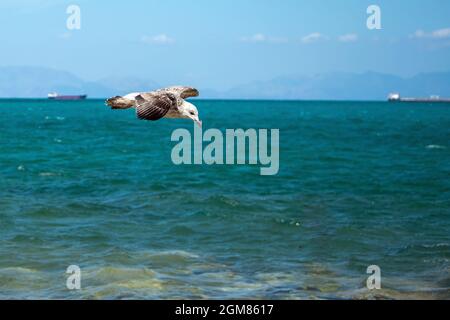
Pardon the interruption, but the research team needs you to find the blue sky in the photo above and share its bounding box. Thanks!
[0,0,449,89]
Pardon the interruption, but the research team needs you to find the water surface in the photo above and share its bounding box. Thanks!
[0,99,449,299]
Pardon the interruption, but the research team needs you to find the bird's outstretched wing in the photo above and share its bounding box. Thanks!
[160,86,199,99]
[135,92,177,121]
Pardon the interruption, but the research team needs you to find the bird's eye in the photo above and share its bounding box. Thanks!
[190,111,195,115]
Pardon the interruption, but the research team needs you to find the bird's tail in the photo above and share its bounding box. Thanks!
[106,96,135,109]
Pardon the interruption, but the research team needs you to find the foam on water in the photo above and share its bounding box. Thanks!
[426,144,447,149]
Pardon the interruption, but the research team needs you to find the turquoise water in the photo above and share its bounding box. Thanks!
[0,99,449,299]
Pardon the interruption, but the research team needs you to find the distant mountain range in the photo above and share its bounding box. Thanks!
[0,66,449,100]
[0,66,160,99]
[217,71,450,100]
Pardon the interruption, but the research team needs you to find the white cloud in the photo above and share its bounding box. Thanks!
[241,33,266,42]
[338,33,358,43]
[412,30,426,38]
[431,28,450,38]
[411,28,450,39]
[141,34,175,45]
[301,32,327,44]
[240,33,288,43]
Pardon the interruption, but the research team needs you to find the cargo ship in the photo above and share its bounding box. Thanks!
[388,93,450,103]
[48,93,87,100]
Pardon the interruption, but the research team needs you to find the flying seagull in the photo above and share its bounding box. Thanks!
[106,86,202,127]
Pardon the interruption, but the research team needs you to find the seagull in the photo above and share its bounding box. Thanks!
[106,86,202,127]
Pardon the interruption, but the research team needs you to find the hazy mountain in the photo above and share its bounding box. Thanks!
[0,67,158,98]
[0,66,111,98]
[226,71,450,100]
[96,76,160,96]
[0,66,449,100]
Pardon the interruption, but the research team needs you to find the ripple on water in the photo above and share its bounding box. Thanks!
[426,144,447,150]
[0,267,49,294]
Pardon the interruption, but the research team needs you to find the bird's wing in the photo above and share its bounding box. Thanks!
[161,86,199,99]
[135,92,177,121]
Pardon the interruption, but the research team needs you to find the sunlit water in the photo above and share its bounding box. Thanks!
[0,99,449,299]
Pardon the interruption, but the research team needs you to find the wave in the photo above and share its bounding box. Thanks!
[426,144,447,150]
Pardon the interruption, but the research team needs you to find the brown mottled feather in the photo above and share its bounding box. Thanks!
[135,93,176,121]
[106,96,135,109]
[163,86,199,99]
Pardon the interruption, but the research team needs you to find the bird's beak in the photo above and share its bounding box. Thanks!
[195,120,202,128]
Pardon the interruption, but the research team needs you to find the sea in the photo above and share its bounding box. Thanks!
[0,99,449,299]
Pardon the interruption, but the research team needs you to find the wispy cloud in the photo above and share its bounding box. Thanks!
[411,28,450,39]
[338,33,358,43]
[141,34,175,45]
[301,32,327,44]
[241,33,266,42]
[240,33,288,43]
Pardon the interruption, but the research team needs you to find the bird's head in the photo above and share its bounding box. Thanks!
[181,101,202,127]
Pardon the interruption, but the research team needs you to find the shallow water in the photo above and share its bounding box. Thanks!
[0,99,449,299]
